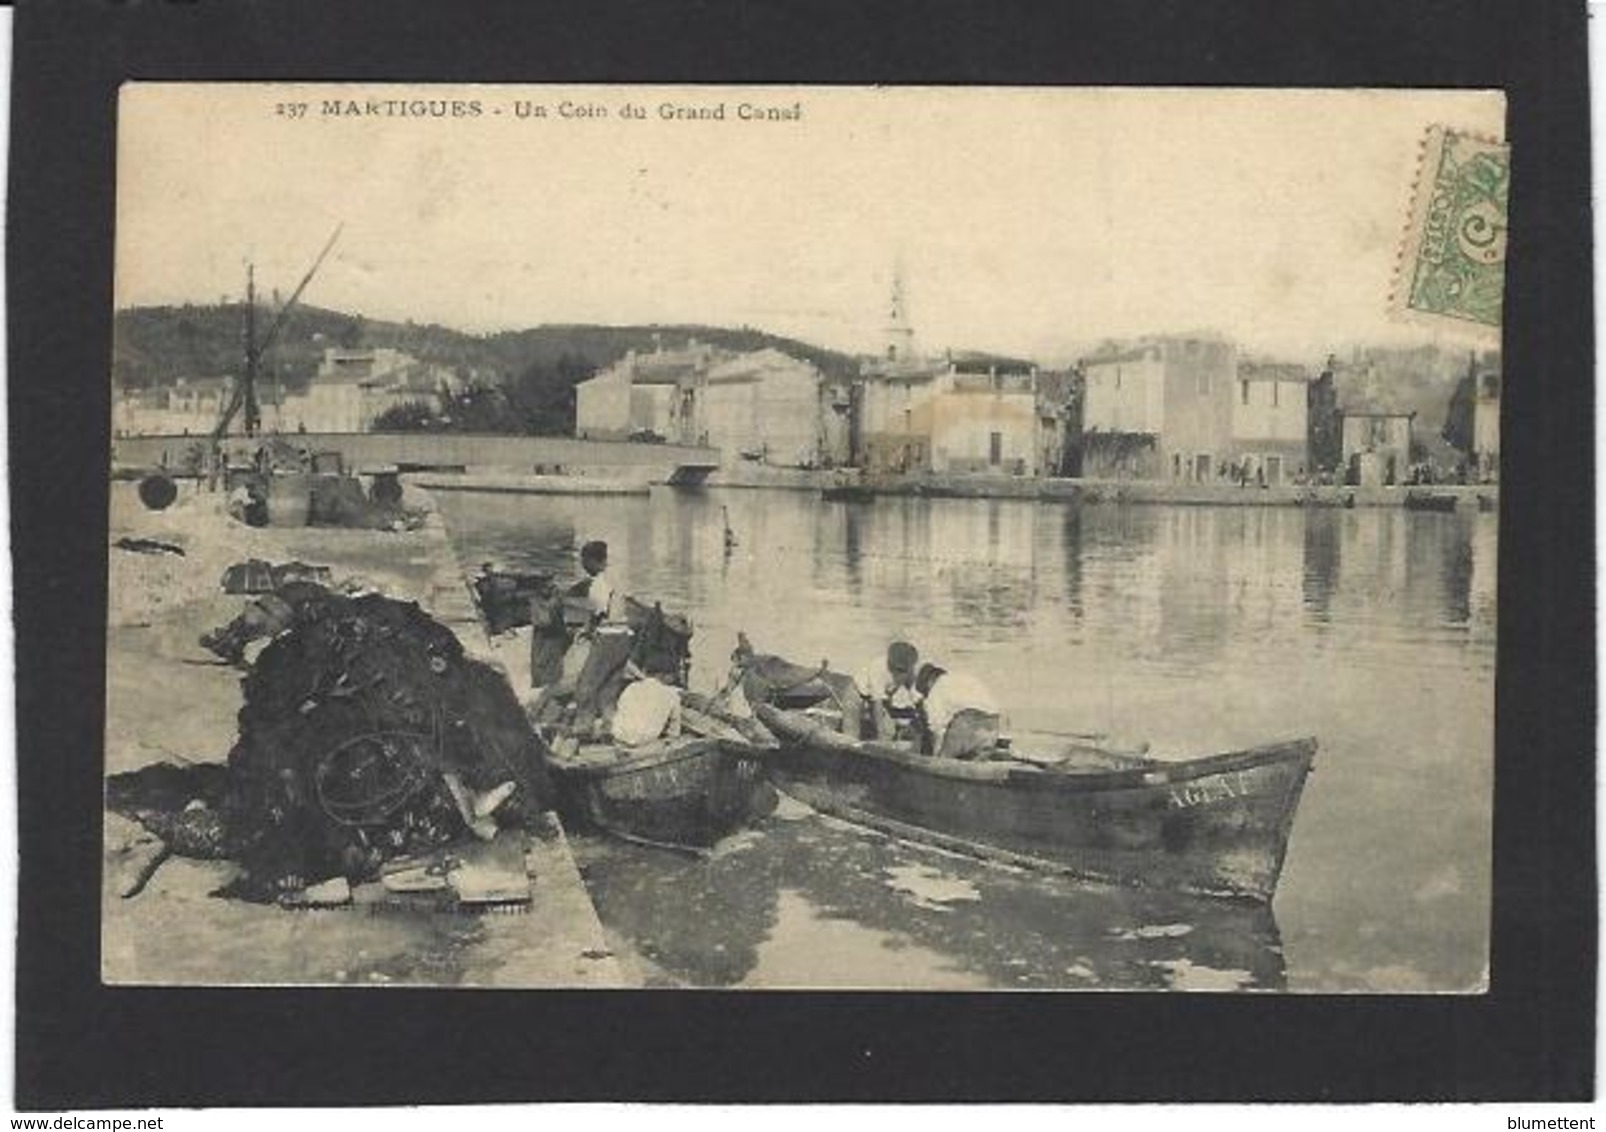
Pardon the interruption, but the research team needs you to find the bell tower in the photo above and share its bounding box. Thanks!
[882,265,916,362]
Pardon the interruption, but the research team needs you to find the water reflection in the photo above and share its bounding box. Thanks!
[575,813,1286,991]
[1302,510,1340,619]
[439,489,1495,991]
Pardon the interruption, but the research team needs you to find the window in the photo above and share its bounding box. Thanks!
[1198,371,1212,395]
[1241,381,1250,405]
[1115,368,1122,391]
[989,432,1003,466]
[1272,382,1280,408]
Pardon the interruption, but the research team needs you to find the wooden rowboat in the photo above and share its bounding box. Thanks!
[545,734,778,854]
[1403,490,1461,513]
[754,703,1316,902]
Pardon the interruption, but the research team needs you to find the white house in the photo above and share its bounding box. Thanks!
[1229,361,1311,485]
[574,340,724,443]
[280,347,446,433]
[1079,334,1237,480]
[700,349,835,467]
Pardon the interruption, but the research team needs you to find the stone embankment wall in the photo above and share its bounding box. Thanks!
[111,432,719,480]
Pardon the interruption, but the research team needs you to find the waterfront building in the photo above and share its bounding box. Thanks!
[1340,408,1415,487]
[574,339,848,465]
[1079,333,1237,481]
[851,269,1043,475]
[856,357,942,473]
[857,357,1042,475]
[574,340,728,444]
[1229,361,1312,485]
[701,348,850,468]
[280,347,449,434]
[927,362,1040,475]
[113,375,233,437]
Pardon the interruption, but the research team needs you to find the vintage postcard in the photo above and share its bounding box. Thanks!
[104,83,1504,992]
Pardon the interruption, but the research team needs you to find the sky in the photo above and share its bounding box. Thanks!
[116,84,1506,364]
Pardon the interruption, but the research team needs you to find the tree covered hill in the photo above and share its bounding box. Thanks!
[113,303,866,435]
[111,301,873,433]
[112,303,862,391]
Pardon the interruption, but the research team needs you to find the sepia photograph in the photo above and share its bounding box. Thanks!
[101,82,1507,994]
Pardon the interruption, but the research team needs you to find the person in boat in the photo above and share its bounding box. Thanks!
[568,539,618,630]
[914,662,1003,760]
[854,640,923,742]
[528,574,572,691]
[559,540,640,736]
[529,541,623,727]
[611,661,684,747]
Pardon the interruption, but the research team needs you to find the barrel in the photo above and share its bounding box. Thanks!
[137,474,178,511]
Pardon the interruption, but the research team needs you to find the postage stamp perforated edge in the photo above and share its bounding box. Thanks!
[1388,124,1509,341]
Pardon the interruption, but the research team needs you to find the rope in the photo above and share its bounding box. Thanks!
[312,728,439,827]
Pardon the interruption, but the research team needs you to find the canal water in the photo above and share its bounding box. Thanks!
[436,488,1496,992]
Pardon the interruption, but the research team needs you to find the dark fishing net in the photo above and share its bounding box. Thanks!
[106,762,233,858]
[161,585,554,902]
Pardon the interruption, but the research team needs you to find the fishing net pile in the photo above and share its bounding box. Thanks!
[116,585,555,903]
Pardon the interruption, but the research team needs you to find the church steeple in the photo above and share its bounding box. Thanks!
[883,264,916,362]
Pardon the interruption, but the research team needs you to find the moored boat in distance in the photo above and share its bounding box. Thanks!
[1403,490,1461,513]
[746,667,1316,901]
[820,484,877,503]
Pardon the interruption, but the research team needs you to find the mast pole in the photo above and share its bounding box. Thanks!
[244,263,260,437]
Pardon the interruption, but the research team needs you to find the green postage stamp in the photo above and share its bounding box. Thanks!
[1393,125,1510,334]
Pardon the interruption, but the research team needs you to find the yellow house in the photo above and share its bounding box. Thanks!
[858,360,1040,475]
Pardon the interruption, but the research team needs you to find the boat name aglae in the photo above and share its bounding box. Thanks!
[1168,772,1258,810]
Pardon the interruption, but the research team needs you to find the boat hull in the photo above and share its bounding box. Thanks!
[821,485,876,503]
[550,737,777,852]
[758,705,1315,901]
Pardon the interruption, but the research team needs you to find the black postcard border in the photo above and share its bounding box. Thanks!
[8,0,1595,1107]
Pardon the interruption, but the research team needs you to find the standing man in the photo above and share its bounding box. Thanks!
[564,540,632,737]
[569,539,618,628]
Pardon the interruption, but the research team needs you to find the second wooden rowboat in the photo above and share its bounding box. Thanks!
[754,703,1316,902]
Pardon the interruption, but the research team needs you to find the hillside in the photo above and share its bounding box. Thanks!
[112,304,863,392]
[113,304,869,436]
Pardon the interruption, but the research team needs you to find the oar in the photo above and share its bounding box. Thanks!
[1020,727,1110,742]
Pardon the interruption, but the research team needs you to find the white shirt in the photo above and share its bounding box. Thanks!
[612,678,681,746]
[585,571,616,622]
[921,671,1000,738]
